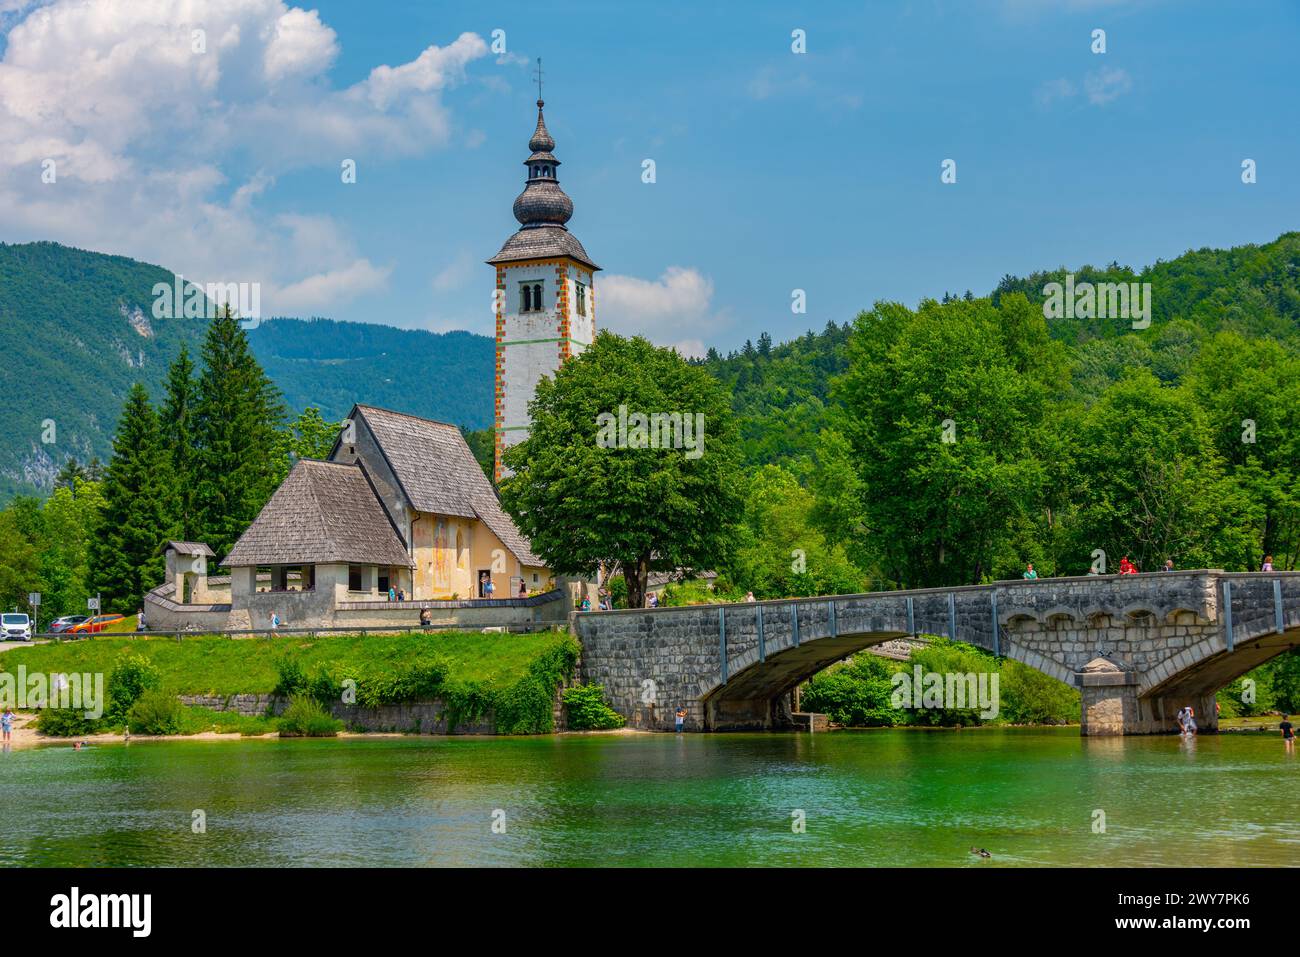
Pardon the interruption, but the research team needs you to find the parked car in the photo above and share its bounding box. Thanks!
[2,613,33,641]
[67,614,125,635]
[49,615,89,634]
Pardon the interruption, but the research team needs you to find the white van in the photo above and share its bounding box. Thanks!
[2,613,32,641]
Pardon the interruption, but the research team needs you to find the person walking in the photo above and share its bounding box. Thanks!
[1022,563,1037,580]
[1281,714,1295,753]
[1,707,13,743]
[518,579,528,598]
[270,612,281,633]
[675,707,687,733]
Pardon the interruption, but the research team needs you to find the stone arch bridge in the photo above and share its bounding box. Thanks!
[574,571,1300,735]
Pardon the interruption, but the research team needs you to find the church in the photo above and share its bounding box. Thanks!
[144,94,595,631]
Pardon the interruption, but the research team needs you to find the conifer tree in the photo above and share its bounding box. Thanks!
[88,383,170,611]
[192,308,285,557]
[160,346,200,539]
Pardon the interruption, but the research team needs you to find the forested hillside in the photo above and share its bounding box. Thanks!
[0,242,492,501]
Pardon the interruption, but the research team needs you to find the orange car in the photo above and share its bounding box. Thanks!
[67,614,125,635]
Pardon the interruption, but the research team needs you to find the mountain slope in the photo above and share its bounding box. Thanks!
[0,242,492,501]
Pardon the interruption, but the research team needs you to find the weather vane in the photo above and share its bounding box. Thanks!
[534,56,544,101]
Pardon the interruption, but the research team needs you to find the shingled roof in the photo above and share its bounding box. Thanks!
[222,459,412,568]
[347,405,543,566]
[160,541,215,557]
[487,225,599,271]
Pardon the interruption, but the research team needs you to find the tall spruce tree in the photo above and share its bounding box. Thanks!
[192,308,285,557]
[160,346,200,539]
[88,383,170,612]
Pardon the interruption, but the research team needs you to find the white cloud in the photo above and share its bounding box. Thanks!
[1035,68,1132,109]
[263,7,338,83]
[1085,66,1132,105]
[0,1,490,315]
[1035,77,1077,107]
[431,251,474,292]
[357,31,486,109]
[273,258,391,314]
[599,266,722,356]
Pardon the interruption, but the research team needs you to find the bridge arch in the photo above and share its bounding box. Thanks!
[574,571,1300,735]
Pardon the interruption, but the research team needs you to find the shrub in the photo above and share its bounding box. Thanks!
[106,654,161,721]
[562,683,625,730]
[36,708,100,737]
[1000,659,1080,724]
[354,657,449,708]
[800,655,901,727]
[273,656,308,697]
[492,638,579,734]
[278,695,343,736]
[127,689,185,735]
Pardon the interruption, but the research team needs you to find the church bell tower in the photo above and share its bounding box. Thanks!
[488,69,599,481]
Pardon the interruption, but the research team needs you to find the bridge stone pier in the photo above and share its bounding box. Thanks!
[574,571,1300,735]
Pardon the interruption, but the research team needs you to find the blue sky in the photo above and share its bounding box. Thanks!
[0,0,1296,354]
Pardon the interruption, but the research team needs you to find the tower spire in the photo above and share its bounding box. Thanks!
[533,56,544,103]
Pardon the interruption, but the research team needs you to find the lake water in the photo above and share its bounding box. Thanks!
[2,729,1298,867]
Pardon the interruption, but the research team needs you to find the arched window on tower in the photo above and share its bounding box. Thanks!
[532,283,544,310]
[520,283,532,312]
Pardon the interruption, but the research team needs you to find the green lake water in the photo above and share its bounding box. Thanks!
[2,728,1298,867]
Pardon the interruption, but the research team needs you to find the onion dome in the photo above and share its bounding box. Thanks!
[512,99,573,229]
[489,95,599,272]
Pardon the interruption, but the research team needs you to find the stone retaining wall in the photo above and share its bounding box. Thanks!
[180,679,572,734]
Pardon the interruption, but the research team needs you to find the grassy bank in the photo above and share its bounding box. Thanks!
[1,629,580,735]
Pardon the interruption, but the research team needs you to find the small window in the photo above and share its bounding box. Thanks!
[532,283,543,310]
[520,283,532,312]
[575,281,587,317]
[532,573,539,584]
[348,566,362,591]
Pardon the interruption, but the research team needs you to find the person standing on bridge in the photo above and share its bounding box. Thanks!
[1263,555,1275,572]
[744,591,756,602]
[1280,714,1294,753]
[1119,556,1137,575]
[1162,559,1174,572]
[1022,563,1037,580]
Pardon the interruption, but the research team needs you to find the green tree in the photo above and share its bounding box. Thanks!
[54,458,89,493]
[0,506,41,613]
[1186,332,1300,568]
[88,384,171,611]
[272,406,344,484]
[727,464,864,597]
[160,346,200,540]
[192,308,285,557]
[1062,371,1254,572]
[830,295,1058,587]
[500,331,743,610]
[38,480,105,618]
